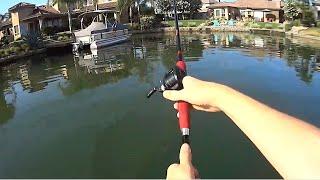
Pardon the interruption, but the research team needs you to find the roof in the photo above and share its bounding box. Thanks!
[19,5,65,22]
[85,2,117,11]
[201,0,217,4]
[9,2,35,12]
[208,0,283,10]
[0,19,12,29]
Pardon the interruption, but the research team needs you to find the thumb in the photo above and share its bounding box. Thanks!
[163,90,184,102]
[179,143,192,167]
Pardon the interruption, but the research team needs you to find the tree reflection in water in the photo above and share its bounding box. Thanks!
[0,33,320,126]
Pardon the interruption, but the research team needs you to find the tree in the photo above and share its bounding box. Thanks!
[117,0,133,17]
[188,0,202,19]
[155,0,172,19]
[284,0,300,21]
[177,0,202,19]
[52,0,84,32]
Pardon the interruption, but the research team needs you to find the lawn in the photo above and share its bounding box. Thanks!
[299,27,320,37]
[249,22,283,30]
[163,19,207,27]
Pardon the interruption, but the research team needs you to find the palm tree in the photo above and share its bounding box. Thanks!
[52,0,82,32]
[117,0,133,17]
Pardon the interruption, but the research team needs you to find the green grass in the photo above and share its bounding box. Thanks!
[249,22,283,30]
[163,20,206,27]
[300,27,320,37]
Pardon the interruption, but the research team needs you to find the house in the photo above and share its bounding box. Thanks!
[208,0,284,23]
[199,0,218,18]
[0,15,13,41]
[52,0,129,23]
[8,2,67,40]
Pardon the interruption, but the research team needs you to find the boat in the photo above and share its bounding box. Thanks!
[72,10,131,52]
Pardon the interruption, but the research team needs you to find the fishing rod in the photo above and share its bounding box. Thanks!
[147,0,191,144]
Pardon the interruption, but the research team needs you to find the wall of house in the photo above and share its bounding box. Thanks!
[11,7,34,40]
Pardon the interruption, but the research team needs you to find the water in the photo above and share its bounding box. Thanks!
[0,33,320,178]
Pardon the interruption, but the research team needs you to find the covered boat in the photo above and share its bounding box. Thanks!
[72,10,130,51]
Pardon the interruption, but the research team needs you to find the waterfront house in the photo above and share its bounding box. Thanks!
[199,0,218,18]
[8,2,67,40]
[208,0,284,23]
[52,0,129,23]
[0,18,13,41]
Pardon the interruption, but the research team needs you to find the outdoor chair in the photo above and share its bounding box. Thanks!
[212,20,220,27]
[228,19,236,26]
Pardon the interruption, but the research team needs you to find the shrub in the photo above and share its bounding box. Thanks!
[285,23,293,31]
[140,16,157,30]
[0,49,4,58]
[317,21,320,27]
[20,43,30,52]
[22,32,44,49]
[292,19,301,27]
[42,26,56,36]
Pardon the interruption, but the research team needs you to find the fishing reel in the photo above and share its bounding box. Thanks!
[147,66,186,98]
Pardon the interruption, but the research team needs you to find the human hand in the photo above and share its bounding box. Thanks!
[163,76,224,112]
[166,144,199,180]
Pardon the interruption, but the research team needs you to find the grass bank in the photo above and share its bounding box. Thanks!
[163,20,206,27]
[247,22,283,30]
[299,27,320,37]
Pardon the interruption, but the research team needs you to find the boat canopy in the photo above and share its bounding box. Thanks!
[78,9,119,19]
[74,22,106,37]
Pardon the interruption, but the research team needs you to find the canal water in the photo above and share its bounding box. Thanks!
[0,33,320,178]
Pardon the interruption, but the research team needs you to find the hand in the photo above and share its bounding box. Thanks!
[166,144,199,180]
[163,76,224,112]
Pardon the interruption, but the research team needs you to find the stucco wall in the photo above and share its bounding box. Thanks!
[11,7,34,40]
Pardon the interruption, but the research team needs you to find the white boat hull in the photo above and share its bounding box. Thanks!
[90,33,131,50]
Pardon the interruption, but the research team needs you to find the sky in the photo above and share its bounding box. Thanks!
[0,0,236,14]
[0,0,47,14]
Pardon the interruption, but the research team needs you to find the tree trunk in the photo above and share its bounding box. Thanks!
[67,4,72,32]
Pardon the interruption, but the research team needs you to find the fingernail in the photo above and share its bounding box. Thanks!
[181,143,190,152]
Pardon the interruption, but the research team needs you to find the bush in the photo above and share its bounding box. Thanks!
[42,26,56,36]
[292,19,301,27]
[20,43,30,52]
[140,16,157,30]
[317,21,320,27]
[22,32,44,49]
[0,49,4,58]
[285,23,293,31]
[301,7,316,27]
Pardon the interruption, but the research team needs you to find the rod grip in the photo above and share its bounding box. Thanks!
[178,101,190,129]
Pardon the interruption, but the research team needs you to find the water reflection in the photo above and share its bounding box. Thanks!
[0,33,320,127]
[207,33,320,82]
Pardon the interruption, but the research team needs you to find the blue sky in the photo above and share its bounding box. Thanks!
[0,0,236,14]
[0,0,47,14]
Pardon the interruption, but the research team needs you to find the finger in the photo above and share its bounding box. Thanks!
[182,76,193,86]
[163,90,184,101]
[192,105,220,112]
[174,103,178,110]
[194,168,200,179]
[179,143,192,166]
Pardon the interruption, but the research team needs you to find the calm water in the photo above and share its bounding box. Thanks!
[0,33,320,178]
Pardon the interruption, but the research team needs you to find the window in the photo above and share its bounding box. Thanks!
[13,25,19,35]
[221,9,225,17]
[87,0,93,5]
[215,9,221,17]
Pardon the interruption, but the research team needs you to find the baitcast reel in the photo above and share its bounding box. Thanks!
[147,66,186,98]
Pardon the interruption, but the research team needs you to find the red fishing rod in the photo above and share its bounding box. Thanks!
[147,0,191,144]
